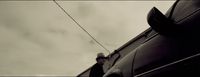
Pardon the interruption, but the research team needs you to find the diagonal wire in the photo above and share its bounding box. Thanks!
[53,0,111,54]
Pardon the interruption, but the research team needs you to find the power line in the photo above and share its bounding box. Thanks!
[53,0,111,54]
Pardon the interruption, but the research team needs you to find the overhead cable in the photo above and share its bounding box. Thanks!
[53,0,111,54]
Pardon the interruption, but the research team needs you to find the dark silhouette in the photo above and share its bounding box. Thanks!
[89,53,107,77]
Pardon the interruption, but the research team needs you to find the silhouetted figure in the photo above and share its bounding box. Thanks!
[89,53,107,77]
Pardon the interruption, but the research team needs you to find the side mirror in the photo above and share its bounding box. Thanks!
[147,7,178,36]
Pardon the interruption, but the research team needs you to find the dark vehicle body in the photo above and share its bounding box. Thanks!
[104,0,200,77]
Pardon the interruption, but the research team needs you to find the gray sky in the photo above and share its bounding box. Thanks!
[0,1,174,76]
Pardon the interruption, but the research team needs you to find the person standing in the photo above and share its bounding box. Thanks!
[89,53,107,77]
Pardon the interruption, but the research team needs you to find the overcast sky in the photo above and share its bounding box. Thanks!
[0,1,174,76]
